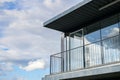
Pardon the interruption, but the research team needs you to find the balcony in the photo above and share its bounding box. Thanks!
[49,13,120,75]
[50,34,120,74]
[43,1,120,79]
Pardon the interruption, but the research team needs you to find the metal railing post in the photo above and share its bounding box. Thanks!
[61,33,65,72]
[50,55,52,74]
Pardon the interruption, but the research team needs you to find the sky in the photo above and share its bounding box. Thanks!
[0,0,83,80]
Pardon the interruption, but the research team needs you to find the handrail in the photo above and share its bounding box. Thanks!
[50,34,120,74]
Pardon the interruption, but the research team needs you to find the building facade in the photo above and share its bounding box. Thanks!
[43,0,120,80]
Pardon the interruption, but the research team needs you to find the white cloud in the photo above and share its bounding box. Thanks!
[0,62,13,71]
[14,77,25,80]
[0,0,61,68]
[0,0,15,3]
[43,0,61,10]
[20,59,45,71]
[107,27,119,37]
[0,0,81,73]
[0,62,13,76]
[0,0,15,7]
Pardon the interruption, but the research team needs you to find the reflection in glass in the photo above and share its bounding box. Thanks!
[101,15,119,39]
[84,30,100,45]
[101,23,119,39]
[103,35,120,63]
[85,42,102,67]
[70,47,84,70]
[69,29,84,70]
[84,22,101,45]
[66,14,120,71]
[101,14,120,63]
[70,30,83,49]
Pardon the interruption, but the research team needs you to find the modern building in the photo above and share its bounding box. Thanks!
[43,0,120,80]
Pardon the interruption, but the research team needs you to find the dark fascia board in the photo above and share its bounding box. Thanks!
[43,0,92,29]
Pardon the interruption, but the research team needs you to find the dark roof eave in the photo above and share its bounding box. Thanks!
[44,0,92,28]
[43,0,120,33]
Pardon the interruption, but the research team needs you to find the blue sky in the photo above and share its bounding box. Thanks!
[0,0,81,80]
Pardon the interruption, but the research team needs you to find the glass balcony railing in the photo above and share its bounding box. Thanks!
[50,34,120,74]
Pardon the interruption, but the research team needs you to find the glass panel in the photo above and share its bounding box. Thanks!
[63,51,67,72]
[101,15,119,39]
[84,30,100,45]
[102,35,120,64]
[70,29,83,49]
[69,29,84,70]
[85,42,102,67]
[70,47,84,70]
[84,22,101,45]
[51,53,62,74]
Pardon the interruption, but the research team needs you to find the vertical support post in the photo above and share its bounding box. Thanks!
[117,13,120,61]
[66,35,68,72]
[50,55,52,74]
[65,34,69,72]
[82,28,86,68]
[69,34,71,71]
[61,33,64,72]
[100,21,104,65]
[118,13,120,33]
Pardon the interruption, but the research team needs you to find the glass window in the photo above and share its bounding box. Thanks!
[84,22,101,45]
[101,15,119,39]
[102,36,120,63]
[102,14,120,63]
[70,29,83,49]
[69,29,84,70]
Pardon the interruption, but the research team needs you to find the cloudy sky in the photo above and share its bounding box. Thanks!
[0,0,82,80]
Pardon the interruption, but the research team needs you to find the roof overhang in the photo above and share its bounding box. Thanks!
[43,0,120,33]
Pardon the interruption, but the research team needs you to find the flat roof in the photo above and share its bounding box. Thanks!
[44,0,120,33]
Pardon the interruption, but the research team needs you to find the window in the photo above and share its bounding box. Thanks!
[101,14,120,63]
[70,29,83,49]
[101,15,119,39]
[69,29,84,70]
[84,22,101,45]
